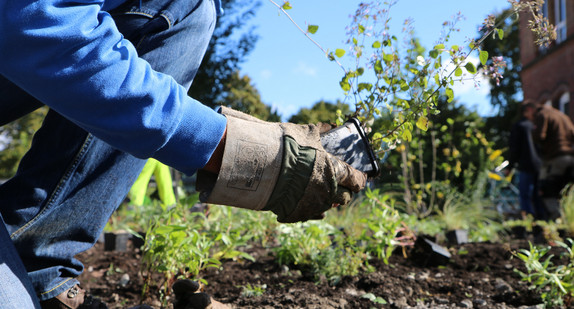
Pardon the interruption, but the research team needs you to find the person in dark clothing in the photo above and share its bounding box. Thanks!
[508,101,546,219]
[531,103,574,219]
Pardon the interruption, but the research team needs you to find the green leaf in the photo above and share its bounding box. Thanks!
[372,41,381,49]
[358,24,365,34]
[464,62,477,74]
[374,60,383,74]
[281,1,292,10]
[400,81,409,91]
[433,44,445,50]
[445,87,454,103]
[454,67,463,77]
[339,80,351,92]
[416,116,429,131]
[497,28,504,40]
[335,48,346,58]
[429,49,439,59]
[402,129,412,142]
[479,50,489,66]
[307,25,319,34]
[358,83,372,92]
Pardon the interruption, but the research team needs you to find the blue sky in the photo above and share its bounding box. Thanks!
[240,0,512,121]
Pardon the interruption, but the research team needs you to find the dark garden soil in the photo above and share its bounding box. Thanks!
[77,236,558,309]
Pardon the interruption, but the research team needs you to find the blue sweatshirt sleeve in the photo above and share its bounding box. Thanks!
[0,0,227,175]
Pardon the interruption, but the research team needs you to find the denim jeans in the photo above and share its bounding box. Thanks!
[518,171,545,220]
[0,0,216,304]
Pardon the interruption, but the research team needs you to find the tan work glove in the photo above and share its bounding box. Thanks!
[172,280,230,309]
[197,107,367,223]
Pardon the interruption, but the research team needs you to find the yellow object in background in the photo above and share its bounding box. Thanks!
[129,158,176,206]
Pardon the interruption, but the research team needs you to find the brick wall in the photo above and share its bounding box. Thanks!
[519,0,574,118]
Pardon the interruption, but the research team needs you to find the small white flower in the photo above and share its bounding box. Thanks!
[416,55,426,66]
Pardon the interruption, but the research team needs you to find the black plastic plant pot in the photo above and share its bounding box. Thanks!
[104,232,131,252]
[411,236,451,267]
[511,226,527,239]
[131,231,146,250]
[446,229,469,245]
[532,225,546,244]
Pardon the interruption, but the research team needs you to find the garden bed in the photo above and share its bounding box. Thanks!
[77,237,549,309]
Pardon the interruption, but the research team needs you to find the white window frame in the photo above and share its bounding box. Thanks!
[555,0,567,43]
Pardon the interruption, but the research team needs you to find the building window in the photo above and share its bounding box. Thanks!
[554,0,567,43]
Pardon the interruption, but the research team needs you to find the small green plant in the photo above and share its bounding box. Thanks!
[504,215,535,231]
[140,196,221,305]
[240,283,267,298]
[513,239,574,308]
[201,206,257,262]
[272,219,371,285]
[359,188,415,264]
[437,191,467,231]
[361,292,388,305]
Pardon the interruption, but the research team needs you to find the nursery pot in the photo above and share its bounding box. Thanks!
[445,229,468,245]
[532,225,545,244]
[131,231,146,249]
[411,236,451,267]
[104,231,131,252]
[511,226,527,239]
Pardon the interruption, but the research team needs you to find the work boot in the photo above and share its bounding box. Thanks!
[40,285,107,309]
[172,280,231,309]
[40,284,154,309]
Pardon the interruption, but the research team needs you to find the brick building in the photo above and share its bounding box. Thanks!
[519,0,574,118]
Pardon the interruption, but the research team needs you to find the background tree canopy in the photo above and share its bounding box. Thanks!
[288,100,351,124]
[479,9,522,152]
[188,0,261,109]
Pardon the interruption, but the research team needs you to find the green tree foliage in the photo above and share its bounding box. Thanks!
[188,0,261,107]
[218,71,280,121]
[376,96,501,215]
[478,9,522,151]
[288,100,351,124]
[0,107,48,178]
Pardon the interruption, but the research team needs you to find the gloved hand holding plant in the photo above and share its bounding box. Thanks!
[197,107,367,223]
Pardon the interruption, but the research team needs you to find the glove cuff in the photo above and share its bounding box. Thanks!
[264,136,317,222]
[198,109,283,210]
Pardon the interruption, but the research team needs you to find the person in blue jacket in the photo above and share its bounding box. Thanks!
[0,0,367,307]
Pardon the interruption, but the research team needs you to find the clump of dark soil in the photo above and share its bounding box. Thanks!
[77,236,558,309]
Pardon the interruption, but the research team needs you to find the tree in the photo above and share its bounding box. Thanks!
[374,95,501,215]
[219,71,281,121]
[188,0,261,107]
[478,9,522,151]
[0,107,48,178]
[288,100,351,124]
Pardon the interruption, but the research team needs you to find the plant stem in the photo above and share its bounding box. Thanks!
[266,0,347,74]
